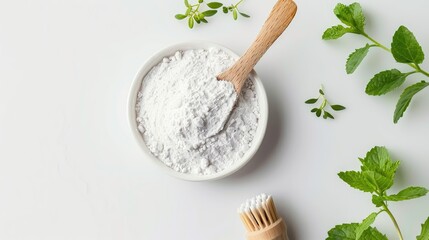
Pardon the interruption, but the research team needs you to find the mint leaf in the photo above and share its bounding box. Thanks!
[384,186,428,201]
[327,223,387,240]
[356,212,379,240]
[394,81,429,123]
[338,171,376,193]
[417,217,429,240]
[346,44,371,74]
[324,111,334,119]
[331,105,346,111]
[207,2,223,9]
[360,227,388,240]
[348,3,365,32]
[323,25,357,40]
[175,14,187,20]
[371,195,384,207]
[239,12,250,18]
[233,8,238,20]
[363,171,393,192]
[327,223,358,240]
[305,98,318,104]
[365,69,408,96]
[333,3,365,32]
[391,26,424,64]
[360,146,400,180]
[202,10,217,17]
[188,16,194,29]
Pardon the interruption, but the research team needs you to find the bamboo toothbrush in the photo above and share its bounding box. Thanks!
[238,194,289,240]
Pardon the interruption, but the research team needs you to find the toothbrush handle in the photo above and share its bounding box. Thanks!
[246,218,288,240]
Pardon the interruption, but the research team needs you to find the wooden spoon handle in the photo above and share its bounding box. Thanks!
[218,0,297,93]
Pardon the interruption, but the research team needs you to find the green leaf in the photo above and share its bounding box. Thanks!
[365,69,408,96]
[222,6,228,13]
[391,26,424,64]
[184,0,190,7]
[316,109,322,117]
[194,14,201,24]
[240,12,250,18]
[385,186,428,201]
[331,105,346,111]
[338,171,376,193]
[356,212,379,240]
[348,3,365,32]
[207,2,223,9]
[319,89,325,95]
[198,0,203,3]
[362,171,393,192]
[327,223,358,239]
[333,3,365,32]
[327,223,387,240]
[311,108,318,113]
[360,227,388,240]
[175,14,187,20]
[305,98,318,104]
[202,10,217,17]
[322,25,357,40]
[233,8,238,20]
[346,44,370,74]
[394,81,429,123]
[371,195,384,207]
[186,7,192,15]
[360,146,400,181]
[417,217,429,240]
[200,18,208,23]
[325,111,334,119]
[188,16,194,29]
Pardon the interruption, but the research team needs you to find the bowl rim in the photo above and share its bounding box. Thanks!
[127,41,269,181]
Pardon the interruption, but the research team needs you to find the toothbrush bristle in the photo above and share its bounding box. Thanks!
[237,193,280,232]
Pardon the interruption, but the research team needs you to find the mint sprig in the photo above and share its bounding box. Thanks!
[175,0,250,29]
[323,2,429,123]
[305,86,345,119]
[327,146,429,240]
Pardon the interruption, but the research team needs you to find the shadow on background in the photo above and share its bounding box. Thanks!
[227,81,287,180]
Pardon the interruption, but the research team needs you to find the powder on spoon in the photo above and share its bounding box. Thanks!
[136,48,259,175]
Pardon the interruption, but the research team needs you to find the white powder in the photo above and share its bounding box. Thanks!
[136,48,259,175]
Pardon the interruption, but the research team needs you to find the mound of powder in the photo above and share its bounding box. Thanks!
[136,48,259,175]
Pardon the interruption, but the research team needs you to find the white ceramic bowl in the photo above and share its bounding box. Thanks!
[128,41,268,181]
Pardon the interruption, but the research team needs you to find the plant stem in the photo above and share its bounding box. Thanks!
[190,2,201,15]
[416,64,429,77]
[235,0,244,7]
[362,33,390,52]
[319,85,331,109]
[195,3,201,13]
[362,32,429,77]
[381,203,404,240]
[320,99,327,109]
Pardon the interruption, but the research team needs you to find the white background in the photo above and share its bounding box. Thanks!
[1,0,429,239]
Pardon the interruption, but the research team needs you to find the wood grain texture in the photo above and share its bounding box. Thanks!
[217,0,297,93]
[246,218,288,240]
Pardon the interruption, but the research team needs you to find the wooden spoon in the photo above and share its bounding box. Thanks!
[217,0,297,93]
